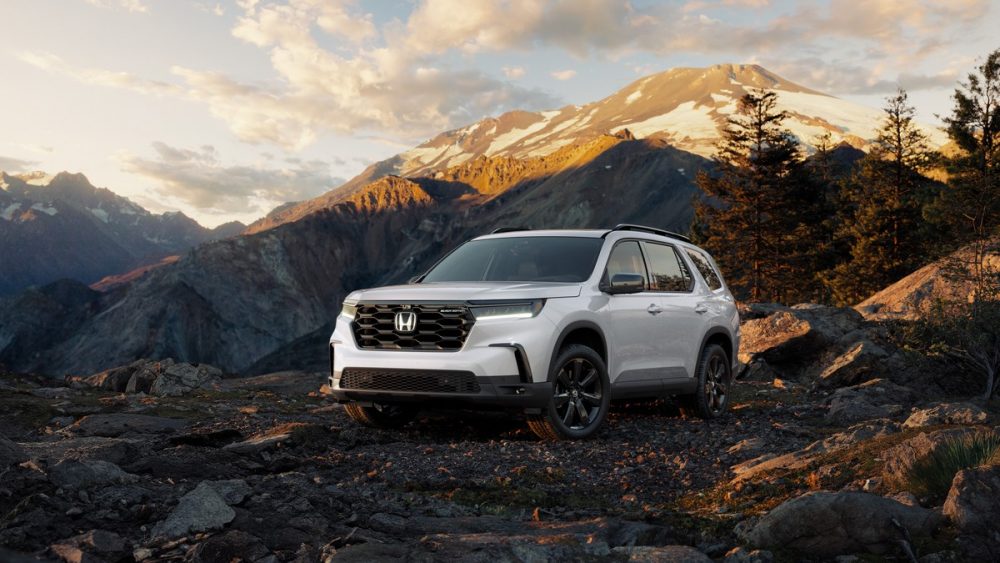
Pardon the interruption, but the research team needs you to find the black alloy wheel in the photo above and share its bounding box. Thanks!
[527,344,611,440]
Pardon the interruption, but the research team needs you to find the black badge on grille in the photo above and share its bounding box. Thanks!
[394,311,417,333]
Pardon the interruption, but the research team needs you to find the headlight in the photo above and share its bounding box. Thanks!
[341,301,358,320]
[470,299,545,320]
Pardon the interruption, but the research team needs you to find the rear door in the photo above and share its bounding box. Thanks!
[640,241,705,381]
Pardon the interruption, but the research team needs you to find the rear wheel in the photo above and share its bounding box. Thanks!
[679,343,731,419]
[527,344,610,440]
[343,402,418,428]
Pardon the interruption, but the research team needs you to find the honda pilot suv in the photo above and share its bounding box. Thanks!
[328,225,740,440]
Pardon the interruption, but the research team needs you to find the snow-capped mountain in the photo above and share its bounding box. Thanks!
[249,63,943,233]
[0,171,245,295]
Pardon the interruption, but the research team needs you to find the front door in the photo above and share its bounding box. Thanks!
[603,240,666,387]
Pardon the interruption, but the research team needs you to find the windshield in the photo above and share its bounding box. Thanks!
[421,236,603,283]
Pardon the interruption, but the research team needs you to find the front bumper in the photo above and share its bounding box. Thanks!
[328,371,552,409]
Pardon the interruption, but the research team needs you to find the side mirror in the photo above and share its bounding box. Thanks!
[605,273,645,294]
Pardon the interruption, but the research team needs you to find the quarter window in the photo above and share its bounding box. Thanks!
[642,242,693,292]
[686,248,723,290]
[605,241,648,287]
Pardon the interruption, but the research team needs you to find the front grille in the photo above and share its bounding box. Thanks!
[352,303,475,351]
[340,368,481,394]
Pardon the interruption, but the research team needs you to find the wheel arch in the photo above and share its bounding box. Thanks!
[700,326,734,369]
[549,321,608,380]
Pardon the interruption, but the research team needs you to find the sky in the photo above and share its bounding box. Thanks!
[0,0,997,227]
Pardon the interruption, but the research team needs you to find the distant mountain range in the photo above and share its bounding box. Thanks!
[2,63,888,376]
[0,171,244,295]
[247,64,944,233]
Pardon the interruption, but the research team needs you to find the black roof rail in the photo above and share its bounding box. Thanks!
[606,223,692,243]
[491,226,531,234]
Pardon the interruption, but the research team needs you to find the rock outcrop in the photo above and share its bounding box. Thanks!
[742,491,941,556]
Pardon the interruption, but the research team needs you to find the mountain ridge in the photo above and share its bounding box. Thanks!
[0,171,245,295]
[247,63,944,234]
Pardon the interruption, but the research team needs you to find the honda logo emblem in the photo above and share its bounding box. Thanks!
[394,311,417,333]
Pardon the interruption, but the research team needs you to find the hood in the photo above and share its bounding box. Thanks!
[348,282,583,303]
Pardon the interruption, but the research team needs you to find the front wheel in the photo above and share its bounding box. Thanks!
[679,343,732,419]
[527,344,611,440]
[343,402,418,428]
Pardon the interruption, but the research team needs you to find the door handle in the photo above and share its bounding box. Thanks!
[647,304,664,315]
[694,304,709,314]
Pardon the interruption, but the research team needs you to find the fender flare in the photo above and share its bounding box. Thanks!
[547,320,608,381]
[698,326,734,365]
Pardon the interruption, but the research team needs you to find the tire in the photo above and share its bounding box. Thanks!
[679,343,732,419]
[527,344,611,440]
[343,402,418,428]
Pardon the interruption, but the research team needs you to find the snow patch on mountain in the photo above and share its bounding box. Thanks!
[487,118,551,154]
[90,207,110,223]
[1,203,21,221]
[625,89,643,105]
[30,202,58,216]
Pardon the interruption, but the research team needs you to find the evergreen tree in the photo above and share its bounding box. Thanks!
[934,49,1000,300]
[824,89,938,305]
[693,90,823,302]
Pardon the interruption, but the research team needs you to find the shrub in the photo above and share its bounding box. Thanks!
[904,431,1000,500]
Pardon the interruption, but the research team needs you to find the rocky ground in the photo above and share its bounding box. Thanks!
[1,305,999,562]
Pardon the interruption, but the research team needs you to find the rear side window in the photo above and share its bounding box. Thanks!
[641,242,693,292]
[686,248,723,290]
[605,241,648,287]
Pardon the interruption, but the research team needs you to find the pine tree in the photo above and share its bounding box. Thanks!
[693,90,822,302]
[934,49,1000,300]
[824,89,938,305]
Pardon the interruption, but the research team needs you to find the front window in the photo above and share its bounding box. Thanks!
[604,240,648,286]
[421,236,604,283]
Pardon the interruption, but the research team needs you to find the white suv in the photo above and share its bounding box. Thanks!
[328,225,740,440]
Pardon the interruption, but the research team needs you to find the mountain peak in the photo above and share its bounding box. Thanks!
[251,62,947,234]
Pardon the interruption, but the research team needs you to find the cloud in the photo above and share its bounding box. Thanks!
[551,69,577,80]
[119,142,344,215]
[19,51,181,96]
[29,0,991,148]
[84,0,149,13]
[0,155,40,173]
[772,57,963,95]
[502,66,526,79]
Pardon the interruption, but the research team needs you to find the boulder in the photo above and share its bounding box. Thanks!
[943,464,1000,533]
[149,363,222,397]
[742,491,941,557]
[125,369,158,394]
[152,481,236,539]
[206,479,251,505]
[882,428,977,488]
[739,306,864,365]
[63,414,187,437]
[825,379,915,426]
[49,459,135,489]
[1,434,28,467]
[815,339,888,389]
[83,363,140,392]
[903,402,989,428]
